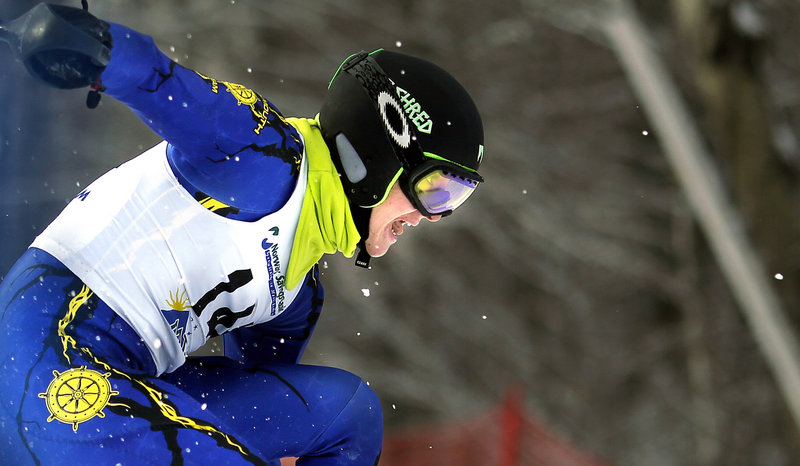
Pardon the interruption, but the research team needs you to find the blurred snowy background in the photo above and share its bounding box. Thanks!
[3,0,800,464]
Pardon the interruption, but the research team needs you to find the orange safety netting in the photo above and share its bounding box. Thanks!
[378,387,611,466]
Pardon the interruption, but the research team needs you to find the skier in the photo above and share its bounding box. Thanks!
[0,3,484,465]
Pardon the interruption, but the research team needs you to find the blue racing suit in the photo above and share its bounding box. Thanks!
[0,21,382,466]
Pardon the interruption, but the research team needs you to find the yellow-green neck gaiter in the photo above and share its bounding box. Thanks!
[284,117,361,289]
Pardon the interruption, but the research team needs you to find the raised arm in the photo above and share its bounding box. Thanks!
[4,3,303,217]
[101,22,304,217]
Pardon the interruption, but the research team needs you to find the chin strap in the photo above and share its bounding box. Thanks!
[325,130,375,269]
[355,247,371,268]
[351,205,372,269]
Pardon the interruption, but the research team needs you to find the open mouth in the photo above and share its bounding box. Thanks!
[391,220,407,237]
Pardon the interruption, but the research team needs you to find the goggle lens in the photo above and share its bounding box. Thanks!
[413,169,480,216]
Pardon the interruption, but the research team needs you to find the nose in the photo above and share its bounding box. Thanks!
[426,215,443,223]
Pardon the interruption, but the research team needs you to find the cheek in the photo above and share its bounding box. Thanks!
[368,208,387,235]
[367,184,416,233]
[370,202,400,230]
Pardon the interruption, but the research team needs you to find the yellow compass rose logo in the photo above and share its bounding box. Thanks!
[223,82,259,106]
[38,366,119,432]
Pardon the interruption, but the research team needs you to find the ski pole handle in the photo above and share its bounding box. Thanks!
[0,3,111,90]
[0,4,110,66]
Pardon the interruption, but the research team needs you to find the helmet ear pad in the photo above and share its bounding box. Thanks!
[320,72,402,208]
[335,134,367,184]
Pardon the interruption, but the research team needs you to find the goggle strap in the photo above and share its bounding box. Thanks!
[344,54,427,170]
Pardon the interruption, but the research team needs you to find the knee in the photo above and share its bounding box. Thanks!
[310,369,383,463]
[325,369,383,434]
[344,378,383,436]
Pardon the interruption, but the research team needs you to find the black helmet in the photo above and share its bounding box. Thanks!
[319,49,485,267]
[319,49,484,213]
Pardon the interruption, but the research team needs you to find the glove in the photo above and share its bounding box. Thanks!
[1,3,112,90]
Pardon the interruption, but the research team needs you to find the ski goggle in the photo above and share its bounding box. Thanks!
[401,159,484,217]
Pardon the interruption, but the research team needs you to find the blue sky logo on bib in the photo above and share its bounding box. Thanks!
[161,288,192,352]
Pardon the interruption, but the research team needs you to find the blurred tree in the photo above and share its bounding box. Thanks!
[671,0,800,317]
